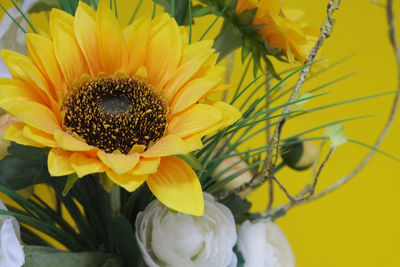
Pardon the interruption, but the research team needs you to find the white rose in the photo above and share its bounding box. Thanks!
[0,0,39,78]
[135,193,237,267]
[0,198,25,267]
[237,219,295,267]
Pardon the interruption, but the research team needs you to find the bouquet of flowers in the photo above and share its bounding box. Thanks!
[0,0,398,266]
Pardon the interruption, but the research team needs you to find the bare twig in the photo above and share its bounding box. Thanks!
[308,147,334,196]
[267,177,274,211]
[266,0,400,216]
[265,73,274,210]
[271,175,296,202]
[216,0,342,200]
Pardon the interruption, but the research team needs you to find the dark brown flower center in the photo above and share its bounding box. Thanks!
[62,76,168,154]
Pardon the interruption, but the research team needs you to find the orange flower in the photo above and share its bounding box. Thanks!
[237,0,317,63]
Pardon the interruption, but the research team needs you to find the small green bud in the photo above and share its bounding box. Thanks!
[281,138,319,170]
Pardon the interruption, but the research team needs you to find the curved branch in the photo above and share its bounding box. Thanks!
[266,0,400,216]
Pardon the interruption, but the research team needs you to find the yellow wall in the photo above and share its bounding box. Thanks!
[2,0,400,266]
[247,1,400,266]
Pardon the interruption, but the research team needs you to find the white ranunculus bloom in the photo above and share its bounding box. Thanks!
[135,193,237,267]
[0,0,39,78]
[0,198,25,267]
[237,219,295,267]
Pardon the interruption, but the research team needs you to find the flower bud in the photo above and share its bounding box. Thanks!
[281,138,318,170]
[212,154,253,198]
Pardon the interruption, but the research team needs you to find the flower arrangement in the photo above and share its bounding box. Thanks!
[0,0,399,266]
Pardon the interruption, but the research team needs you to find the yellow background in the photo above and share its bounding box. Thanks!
[2,0,400,266]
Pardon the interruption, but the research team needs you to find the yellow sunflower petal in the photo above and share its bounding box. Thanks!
[1,50,57,104]
[0,78,43,104]
[163,43,214,100]
[4,122,44,147]
[54,130,94,151]
[123,16,151,76]
[189,53,218,81]
[197,101,242,136]
[25,33,65,102]
[97,150,139,175]
[49,7,74,27]
[22,125,57,147]
[106,170,146,192]
[0,102,61,134]
[141,135,187,158]
[170,77,220,115]
[131,157,161,175]
[96,1,128,73]
[180,40,213,65]
[74,1,102,76]
[48,148,75,176]
[181,135,203,152]
[167,104,222,137]
[50,9,89,86]
[149,13,170,35]
[145,17,181,90]
[147,156,204,216]
[70,152,105,177]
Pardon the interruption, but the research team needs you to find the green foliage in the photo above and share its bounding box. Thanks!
[62,174,79,196]
[58,0,93,15]
[155,0,192,25]
[106,216,142,267]
[197,0,284,78]
[28,0,61,14]
[24,246,123,267]
[220,195,260,224]
[234,245,245,267]
[0,143,51,190]
[177,153,206,171]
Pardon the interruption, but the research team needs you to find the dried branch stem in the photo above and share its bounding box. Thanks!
[265,0,400,216]
[216,0,342,200]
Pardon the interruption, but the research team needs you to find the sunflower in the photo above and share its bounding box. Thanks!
[0,1,241,216]
[236,0,317,63]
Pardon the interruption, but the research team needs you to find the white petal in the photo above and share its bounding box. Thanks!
[0,218,25,267]
[238,219,295,267]
[135,192,237,267]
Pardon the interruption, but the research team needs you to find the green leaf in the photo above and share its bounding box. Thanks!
[192,4,218,17]
[62,174,79,196]
[234,245,246,267]
[324,124,348,148]
[214,20,242,61]
[0,143,51,190]
[0,209,81,251]
[252,48,261,77]
[237,8,257,25]
[177,153,206,171]
[107,215,142,267]
[289,92,312,111]
[241,37,252,63]
[155,0,191,25]
[262,55,281,80]
[271,208,286,220]
[24,246,123,267]
[219,195,253,224]
[50,178,98,250]
[28,0,61,14]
